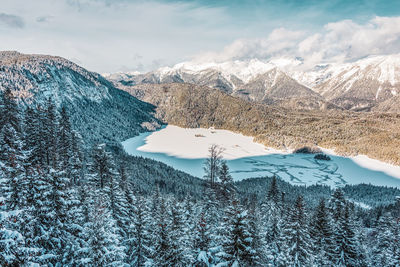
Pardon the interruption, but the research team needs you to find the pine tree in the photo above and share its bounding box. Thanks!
[0,89,4,128]
[393,215,400,266]
[260,179,283,266]
[218,197,258,266]
[152,197,171,267]
[83,194,126,266]
[108,166,130,237]
[181,195,196,265]
[330,188,346,223]
[280,195,311,266]
[24,107,43,168]
[1,88,21,133]
[61,184,87,266]
[47,168,74,264]
[167,200,186,266]
[70,130,83,185]
[24,170,57,265]
[246,198,264,266]
[90,143,113,189]
[267,176,280,204]
[371,213,398,266]
[0,88,26,209]
[218,161,234,204]
[128,195,152,267]
[334,203,360,267]
[193,207,212,266]
[310,198,335,265]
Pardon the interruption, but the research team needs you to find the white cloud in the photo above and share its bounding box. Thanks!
[1,0,400,73]
[193,16,400,69]
[0,0,233,72]
[192,28,304,63]
[0,13,24,28]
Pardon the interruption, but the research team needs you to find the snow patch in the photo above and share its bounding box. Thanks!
[132,125,278,160]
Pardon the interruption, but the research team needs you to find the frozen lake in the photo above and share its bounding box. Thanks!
[122,125,400,188]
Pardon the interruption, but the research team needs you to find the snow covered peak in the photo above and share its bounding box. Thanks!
[157,58,278,83]
[289,54,400,88]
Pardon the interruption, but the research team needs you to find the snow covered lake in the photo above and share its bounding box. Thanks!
[122,125,400,188]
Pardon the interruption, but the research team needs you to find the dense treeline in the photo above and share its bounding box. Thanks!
[1,88,400,266]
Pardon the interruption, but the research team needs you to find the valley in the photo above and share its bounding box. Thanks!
[118,82,400,166]
[2,0,400,265]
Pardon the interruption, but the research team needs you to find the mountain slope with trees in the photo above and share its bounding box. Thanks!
[0,51,160,145]
[123,82,400,165]
[1,90,399,265]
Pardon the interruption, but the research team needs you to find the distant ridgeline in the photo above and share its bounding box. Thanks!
[1,52,400,266]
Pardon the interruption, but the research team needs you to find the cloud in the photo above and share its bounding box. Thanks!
[192,28,304,63]
[192,16,400,69]
[36,15,54,23]
[0,13,24,28]
[0,0,232,72]
[1,0,400,73]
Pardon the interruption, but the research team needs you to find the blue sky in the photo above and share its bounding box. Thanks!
[1,0,400,72]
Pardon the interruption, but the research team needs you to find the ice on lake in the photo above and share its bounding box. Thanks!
[122,125,400,188]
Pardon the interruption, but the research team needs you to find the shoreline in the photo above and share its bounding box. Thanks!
[320,148,400,179]
[130,125,400,180]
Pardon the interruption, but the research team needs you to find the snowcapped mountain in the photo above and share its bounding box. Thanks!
[0,51,159,144]
[311,55,400,111]
[106,58,336,110]
[106,54,400,112]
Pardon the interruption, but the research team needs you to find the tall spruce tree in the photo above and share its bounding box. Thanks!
[334,203,361,267]
[310,198,335,265]
[218,161,234,204]
[218,197,258,266]
[371,213,398,266]
[128,195,152,267]
[152,197,171,267]
[83,194,126,266]
[167,200,186,266]
[280,195,311,266]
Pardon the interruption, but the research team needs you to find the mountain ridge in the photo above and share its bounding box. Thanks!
[106,54,400,112]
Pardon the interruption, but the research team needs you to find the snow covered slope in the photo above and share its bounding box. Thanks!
[0,51,111,105]
[0,51,159,144]
[311,55,400,110]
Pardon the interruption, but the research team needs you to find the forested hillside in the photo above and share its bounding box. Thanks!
[125,82,400,165]
[1,88,399,266]
[0,51,160,145]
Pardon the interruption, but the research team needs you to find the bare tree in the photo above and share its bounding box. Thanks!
[203,144,224,187]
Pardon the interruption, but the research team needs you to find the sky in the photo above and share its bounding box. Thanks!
[1,0,400,73]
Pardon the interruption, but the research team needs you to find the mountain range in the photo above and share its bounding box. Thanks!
[1,51,399,164]
[105,54,400,112]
